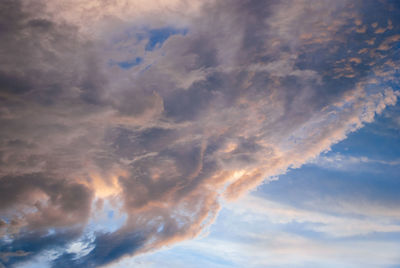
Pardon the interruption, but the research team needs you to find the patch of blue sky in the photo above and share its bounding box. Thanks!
[116,57,142,69]
[278,221,327,239]
[330,104,400,160]
[335,231,400,243]
[86,199,127,234]
[144,27,188,51]
[254,162,400,215]
[108,27,187,70]
[108,210,114,219]
[16,258,51,268]
[108,57,143,70]
[109,237,238,268]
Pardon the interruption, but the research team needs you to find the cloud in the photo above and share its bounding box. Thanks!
[0,250,30,263]
[311,152,400,171]
[52,231,146,268]
[117,192,400,268]
[161,230,400,268]
[166,194,400,268]
[1,0,400,266]
[230,195,400,237]
[0,228,83,267]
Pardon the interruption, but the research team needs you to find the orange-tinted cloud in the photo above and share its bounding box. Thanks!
[1,0,400,267]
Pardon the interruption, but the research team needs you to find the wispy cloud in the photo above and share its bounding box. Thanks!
[1,0,400,267]
[310,153,400,170]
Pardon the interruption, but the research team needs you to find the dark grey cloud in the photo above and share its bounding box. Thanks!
[1,0,399,267]
[0,173,93,267]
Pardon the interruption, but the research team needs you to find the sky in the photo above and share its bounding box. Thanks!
[0,0,400,267]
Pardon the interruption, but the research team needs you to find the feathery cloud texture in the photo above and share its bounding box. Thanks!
[0,0,400,267]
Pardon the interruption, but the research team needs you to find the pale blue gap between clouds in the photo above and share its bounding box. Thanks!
[109,27,188,70]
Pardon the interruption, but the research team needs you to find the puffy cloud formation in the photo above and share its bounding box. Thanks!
[0,0,399,267]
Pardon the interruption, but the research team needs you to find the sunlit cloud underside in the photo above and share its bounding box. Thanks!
[1,0,400,267]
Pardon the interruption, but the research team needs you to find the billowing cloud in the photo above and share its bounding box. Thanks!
[1,0,400,267]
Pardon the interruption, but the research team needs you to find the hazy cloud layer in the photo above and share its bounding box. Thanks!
[1,0,399,267]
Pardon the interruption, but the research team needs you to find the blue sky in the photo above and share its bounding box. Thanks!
[1,0,400,267]
[105,102,400,268]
